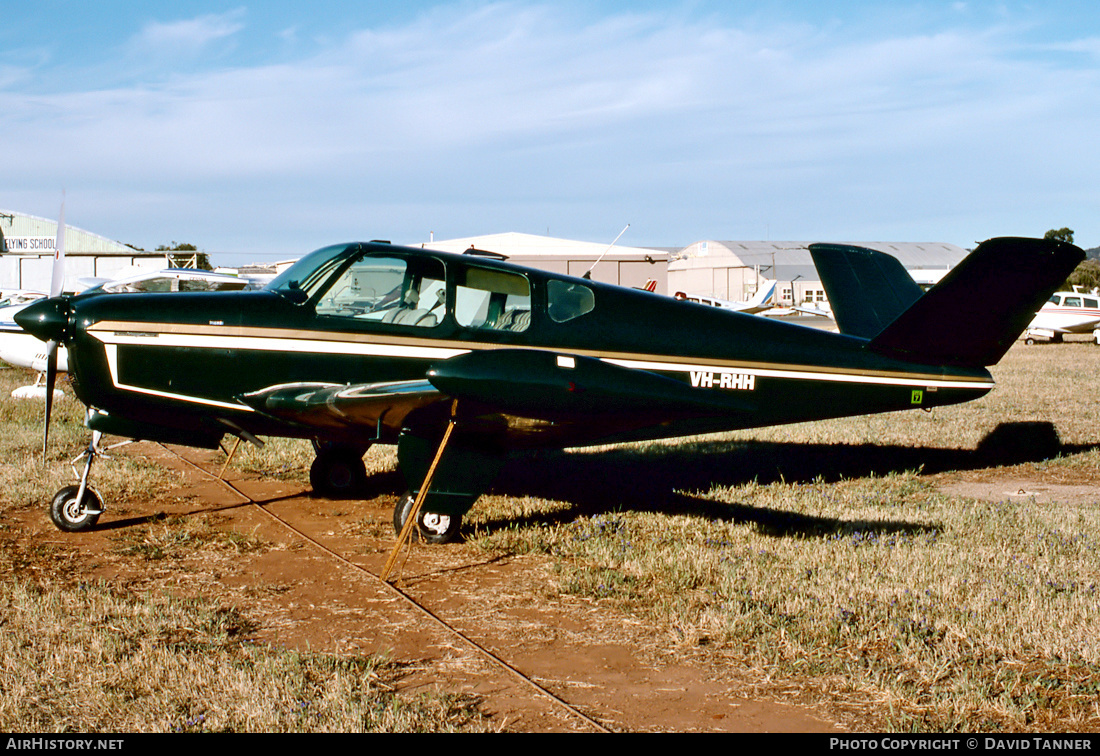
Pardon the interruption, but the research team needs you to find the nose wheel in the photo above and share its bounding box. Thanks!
[48,430,105,532]
[50,485,102,532]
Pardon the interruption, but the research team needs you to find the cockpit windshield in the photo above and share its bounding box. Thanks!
[267,244,361,300]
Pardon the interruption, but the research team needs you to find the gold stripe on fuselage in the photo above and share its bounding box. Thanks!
[86,320,994,390]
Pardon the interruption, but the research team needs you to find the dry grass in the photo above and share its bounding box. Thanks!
[0,369,177,517]
[3,335,1099,732]
[467,338,1100,731]
[0,580,486,732]
[0,366,489,733]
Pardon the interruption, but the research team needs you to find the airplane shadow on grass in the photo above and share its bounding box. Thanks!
[480,421,1099,540]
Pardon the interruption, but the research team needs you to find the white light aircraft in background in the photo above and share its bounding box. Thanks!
[1,267,256,399]
[675,280,777,314]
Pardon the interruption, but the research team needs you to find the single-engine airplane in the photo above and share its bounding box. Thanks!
[14,236,1083,542]
[675,280,777,314]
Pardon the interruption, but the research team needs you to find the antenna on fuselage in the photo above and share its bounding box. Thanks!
[582,224,630,280]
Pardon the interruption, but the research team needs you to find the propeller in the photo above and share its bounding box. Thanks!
[42,339,58,455]
[14,196,68,455]
[44,197,66,454]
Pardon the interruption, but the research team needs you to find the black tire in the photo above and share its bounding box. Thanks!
[392,491,462,545]
[49,485,101,532]
[1025,337,1036,346]
[309,448,368,498]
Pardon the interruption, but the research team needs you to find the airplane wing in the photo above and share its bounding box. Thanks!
[239,350,756,436]
[240,380,444,434]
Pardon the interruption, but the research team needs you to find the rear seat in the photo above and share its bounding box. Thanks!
[496,308,531,331]
[383,308,437,327]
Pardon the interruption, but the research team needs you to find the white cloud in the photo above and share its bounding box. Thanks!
[129,8,247,58]
[3,2,1099,255]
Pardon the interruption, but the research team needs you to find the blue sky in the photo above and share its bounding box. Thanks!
[2,1,1099,264]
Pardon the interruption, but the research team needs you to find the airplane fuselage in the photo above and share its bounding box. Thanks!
[53,242,992,452]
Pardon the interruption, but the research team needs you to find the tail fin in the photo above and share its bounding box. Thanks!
[811,238,1084,367]
[868,237,1083,366]
[746,279,777,309]
[809,243,924,338]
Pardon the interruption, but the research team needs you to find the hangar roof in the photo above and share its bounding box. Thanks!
[420,231,669,260]
[0,209,141,255]
[672,240,968,272]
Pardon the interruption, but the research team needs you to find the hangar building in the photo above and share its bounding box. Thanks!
[669,240,969,307]
[1,209,169,294]
[421,232,675,294]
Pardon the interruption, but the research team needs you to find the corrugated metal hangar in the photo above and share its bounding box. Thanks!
[668,240,968,306]
[0,210,169,294]
[425,233,968,307]
[422,232,675,294]
[2,207,971,311]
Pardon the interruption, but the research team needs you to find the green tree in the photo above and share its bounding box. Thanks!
[1066,259,1100,293]
[1044,227,1074,244]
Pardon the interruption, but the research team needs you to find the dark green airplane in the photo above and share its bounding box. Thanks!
[14,236,1083,542]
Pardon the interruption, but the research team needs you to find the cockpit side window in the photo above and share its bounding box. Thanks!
[547,279,595,323]
[1065,296,1083,308]
[454,267,531,332]
[316,255,445,328]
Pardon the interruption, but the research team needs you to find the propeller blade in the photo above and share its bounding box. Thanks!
[51,194,66,298]
[43,339,58,456]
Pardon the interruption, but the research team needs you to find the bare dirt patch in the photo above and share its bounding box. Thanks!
[2,441,841,733]
[932,456,1100,507]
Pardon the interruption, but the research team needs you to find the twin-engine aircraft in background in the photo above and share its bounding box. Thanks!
[1025,290,1100,344]
[15,236,1083,541]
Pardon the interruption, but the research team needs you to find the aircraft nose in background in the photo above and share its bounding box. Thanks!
[13,297,71,344]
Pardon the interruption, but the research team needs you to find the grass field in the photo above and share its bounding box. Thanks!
[2,335,1099,732]
[0,368,489,733]
[463,338,1100,731]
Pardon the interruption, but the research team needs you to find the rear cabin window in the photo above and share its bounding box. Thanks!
[455,268,531,332]
[316,256,446,328]
[547,280,594,323]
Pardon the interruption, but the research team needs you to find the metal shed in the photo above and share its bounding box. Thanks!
[669,240,969,307]
[1,210,168,293]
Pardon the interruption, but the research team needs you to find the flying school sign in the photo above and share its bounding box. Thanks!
[1,237,59,253]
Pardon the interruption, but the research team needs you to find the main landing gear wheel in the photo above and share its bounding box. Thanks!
[309,447,368,498]
[393,491,462,545]
[49,485,102,533]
